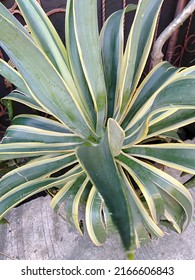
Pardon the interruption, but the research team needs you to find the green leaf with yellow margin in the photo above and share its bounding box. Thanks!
[85,186,107,246]
[65,0,95,129]
[116,0,164,122]
[0,8,97,142]
[73,0,107,136]
[117,153,193,231]
[76,120,135,252]
[126,144,195,174]
[100,4,137,118]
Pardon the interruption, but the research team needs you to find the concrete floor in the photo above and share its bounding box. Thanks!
[0,186,194,260]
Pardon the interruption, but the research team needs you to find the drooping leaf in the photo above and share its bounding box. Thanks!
[65,176,90,235]
[0,142,77,161]
[50,178,78,213]
[116,153,164,223]
[2,90,47,114]
[0,162,83,221]
[85,186,107,246]
[117,153,193,231]
[158,131,183,143]
[0,153,77,196]
[158,188,185,233]
[0,177,64,220]
[124,78,195,147]
[76,128,135,252]
[10,114,70,133]
[126,144,195,174]
[0,59,29,93]
[119,167,164,239]
[3,124,83,144]
[147,109,195,139]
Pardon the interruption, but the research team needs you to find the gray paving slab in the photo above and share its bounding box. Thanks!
[0,187,194,260]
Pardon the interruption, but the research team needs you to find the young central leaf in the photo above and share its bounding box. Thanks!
[107,118,125,156]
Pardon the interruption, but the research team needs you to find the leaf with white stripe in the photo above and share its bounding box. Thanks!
[2,90,47,113]
[66,176,91,235]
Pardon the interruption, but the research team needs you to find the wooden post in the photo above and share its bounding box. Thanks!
[151,0,195,68]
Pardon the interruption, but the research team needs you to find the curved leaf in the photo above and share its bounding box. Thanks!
[126,144,195,174]
[0,178,64,220]
[3,125,84,144]
[122,62,180,129]
[76,129,135,252]
[0,59,29,93]
[66,176,90,235]
[147,109,195,139]
[0,164,84,220]
[158,188,185,233]
[124,109,178,147]
[10,114,70,133]
[0,153,77,196]
[116,153,164,223]
[119,167,164,238]
[119,188,151,248]
[50,178,77,213]
[85,186,107,246]
[0,143,77,160]
[124,78,195,147]
[117,153,193,231]
[2,90,47,113]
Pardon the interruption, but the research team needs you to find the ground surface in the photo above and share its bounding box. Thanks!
[0,187,194,260]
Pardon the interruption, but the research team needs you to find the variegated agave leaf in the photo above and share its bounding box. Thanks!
[0,0,195,258]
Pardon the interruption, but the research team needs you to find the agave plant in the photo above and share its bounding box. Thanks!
[0,0,195,258]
